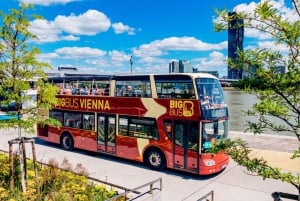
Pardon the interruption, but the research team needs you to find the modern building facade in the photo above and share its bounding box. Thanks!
[169,60,219,78]
[169,61,180,73]
[228,11,244,79]
[169,60,195,73]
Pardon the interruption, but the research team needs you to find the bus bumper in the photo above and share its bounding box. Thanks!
[199,153,229,175]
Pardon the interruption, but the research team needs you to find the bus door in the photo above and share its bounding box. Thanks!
[173,120,199,172]
[97,114,116,154]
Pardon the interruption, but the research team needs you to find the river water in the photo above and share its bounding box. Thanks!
[223,90,293,136]
[224,90,256,133]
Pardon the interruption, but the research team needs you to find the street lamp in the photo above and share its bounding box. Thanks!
[129,56,133,74]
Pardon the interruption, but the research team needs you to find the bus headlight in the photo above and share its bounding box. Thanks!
[204,159,216,166]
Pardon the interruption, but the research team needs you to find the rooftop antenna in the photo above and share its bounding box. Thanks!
[129,55,134,74]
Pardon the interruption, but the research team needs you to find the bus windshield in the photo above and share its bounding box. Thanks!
[196,78,228,119]
[202,120,228,152]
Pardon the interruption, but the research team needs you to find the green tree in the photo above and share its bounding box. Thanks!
[214,0,300,199]
[0,3,59,192]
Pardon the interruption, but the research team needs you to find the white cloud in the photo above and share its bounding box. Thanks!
[55,10,111,35]
[55,47,106,59]
[20,0,81,6]
[60,35,80,41]
[86,58,111,68]
[138,56,166,64]
[233,0,298,40]
[132,46,163,57]
[267,0,299,22]
[257,41,289,52]
[133,36,227,57]
[36,52,60,65]
[155,37,227,51]
[209,51,226,60]
[108,50,130,66]
[244,29,271,40]
[199,51,227,67]
[193,51,227,76]
[29,19,61,42]
[84,51,129,70]
[29,10,111,43]
[112,22,135,35]
[29,18,80,42]
[39,52,60,59]
[30,18,80,42]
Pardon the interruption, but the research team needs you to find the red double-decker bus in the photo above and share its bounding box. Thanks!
[37,73,229,175]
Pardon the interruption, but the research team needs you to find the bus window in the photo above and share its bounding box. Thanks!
[119,117,129,136]
[49,110,63,125]
[174,123,184,146]
[164,120,172,140]
[115,75,151,98]
[83,114,95,130]
[188,122,199,151]
[108,117,116,143]
[202,120,228,152]
[196,78,228,119]
[64,112,82,128]
[155,77,194,99]
[129,118,158,140]
[119,116,158,140]
[98,116,105,142]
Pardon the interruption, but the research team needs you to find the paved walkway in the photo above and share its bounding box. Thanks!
[0,129,299,201]
[229,131,300,172]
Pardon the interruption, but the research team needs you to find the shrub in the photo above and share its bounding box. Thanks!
[0,152,120,201]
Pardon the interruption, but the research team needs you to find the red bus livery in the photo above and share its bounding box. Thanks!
[37,73,229,175]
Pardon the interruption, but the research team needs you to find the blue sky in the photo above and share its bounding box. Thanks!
[2,0,296,77]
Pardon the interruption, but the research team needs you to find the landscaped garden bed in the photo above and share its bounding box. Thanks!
[0,152,125,201]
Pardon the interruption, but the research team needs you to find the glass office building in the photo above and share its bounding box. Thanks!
[228,12,244,79]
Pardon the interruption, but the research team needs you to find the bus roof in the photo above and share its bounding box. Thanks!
[47,72,218,81]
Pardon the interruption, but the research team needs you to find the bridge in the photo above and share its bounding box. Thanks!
[219,78,239,87]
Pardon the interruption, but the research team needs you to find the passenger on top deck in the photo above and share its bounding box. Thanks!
[63,84,72,95]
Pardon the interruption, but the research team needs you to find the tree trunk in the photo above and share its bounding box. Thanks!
[9,142,14,190]
[19,138,26,192]
[31,140,40,194]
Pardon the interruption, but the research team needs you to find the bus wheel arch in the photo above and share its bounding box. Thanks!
[60,132,74,151]
[144,147,166,171]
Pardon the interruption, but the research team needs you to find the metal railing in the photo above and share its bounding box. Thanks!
[106,177,163,201]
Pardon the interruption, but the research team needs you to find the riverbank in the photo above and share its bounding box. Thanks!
[229,131,298,153]
[229,131,300,172]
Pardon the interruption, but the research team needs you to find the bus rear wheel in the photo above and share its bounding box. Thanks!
[146,149,166,171]
[60,133,74,151]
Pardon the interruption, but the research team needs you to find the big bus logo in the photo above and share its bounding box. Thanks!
[169,100,194,117]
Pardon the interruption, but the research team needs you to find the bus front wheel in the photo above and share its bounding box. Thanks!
[146,149,166,171]
[60,133,74,151]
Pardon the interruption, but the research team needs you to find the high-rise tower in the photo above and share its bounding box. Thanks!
[228,12,244,79]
